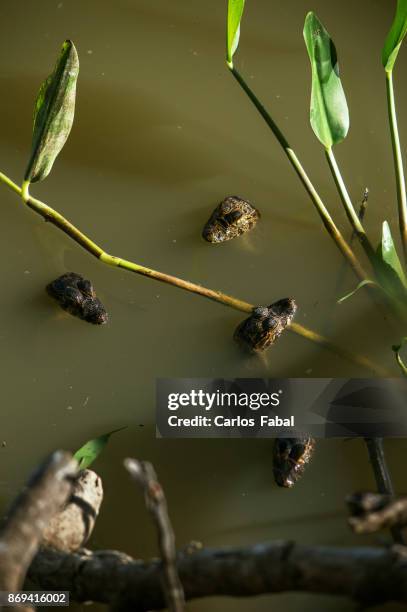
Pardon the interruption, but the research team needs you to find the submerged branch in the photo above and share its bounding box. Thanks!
[0,172,387,374]
[28,541,407,609]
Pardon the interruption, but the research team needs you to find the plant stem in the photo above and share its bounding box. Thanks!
[0,171,387,375]
[395,353,407,376]
[386,70,407,262]
[393,340,407,377]
[364,438,404,544]
[325,148,375,262]
[228,66,369,283]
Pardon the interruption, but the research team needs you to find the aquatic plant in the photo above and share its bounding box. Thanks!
[226,0,407,353]
[226,0,407,502]
[0,39,383,373]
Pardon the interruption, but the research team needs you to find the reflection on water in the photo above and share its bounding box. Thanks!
[0,0,406,610]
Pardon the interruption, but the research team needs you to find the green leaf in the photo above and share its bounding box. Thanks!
[24,40,79,183]
[337,279,379,304]
[381,221,407,285]
[373,221,407,300]
[73,427,126,470]
[392,337,407,376]
[227,0,246,66]
[382,0,407,72]
[303,12,349,148]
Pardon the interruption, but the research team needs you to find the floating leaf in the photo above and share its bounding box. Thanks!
[303,12,349,148]
[392,337,407,376]
[227,0,246,66]
[25,40,79,183]
[382,0,407,72]
[73,427,126,470]
[337,279,379,304]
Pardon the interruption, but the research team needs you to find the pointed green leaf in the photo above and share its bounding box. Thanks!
[379,221,407,288]
[73,427,126,470]
[337,279,379,304]
[227,0,246,66]
[303,12,349,148]
[368,222,407,308]
[382,0,407,72]
[25,40,79,183]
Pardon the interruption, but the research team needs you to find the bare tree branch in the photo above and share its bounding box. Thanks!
[0,451,76,610]
[27,541,407,610]
[124,458,185,612]
[348,492,407,534]
[6,453,407,611]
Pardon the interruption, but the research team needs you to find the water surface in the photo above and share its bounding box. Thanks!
[0,1,406,610]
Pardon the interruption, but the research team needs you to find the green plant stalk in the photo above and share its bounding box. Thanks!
[394,346,407,376]
[0,171,387,375]
[386,70,407,262]
[228,66,368,283]
[395,352,407,376]
[325,148,375,262]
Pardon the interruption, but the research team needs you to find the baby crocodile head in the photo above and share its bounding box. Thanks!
[202,196,260,243]
[273,436,316,488]
[234,298,297,353]
[46,272,108,325]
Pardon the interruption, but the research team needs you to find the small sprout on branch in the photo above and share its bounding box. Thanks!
[73,427,126,470]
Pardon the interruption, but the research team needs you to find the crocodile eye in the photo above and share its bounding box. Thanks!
[277,437,292,453]
[223,210,243,225]
[64,287,84,306]
[253,306,269,319]
[270,297,297,318]
[217,218,229,230]
[77,279,95,297]
[221,201,233,214]
[290,443,306,462]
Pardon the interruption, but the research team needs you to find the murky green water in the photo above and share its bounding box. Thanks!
[0,0,406,610]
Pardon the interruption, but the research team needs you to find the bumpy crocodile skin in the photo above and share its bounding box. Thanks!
[47,272,108,325]
[202,196,260,243]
